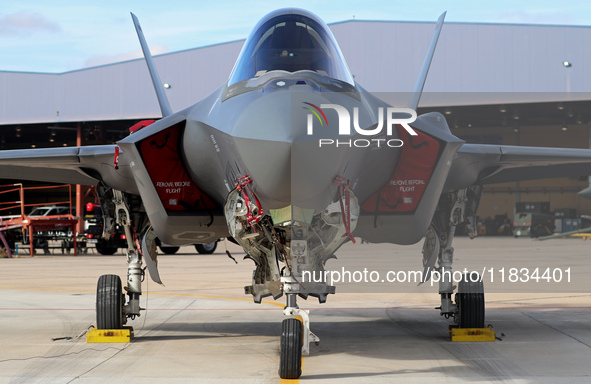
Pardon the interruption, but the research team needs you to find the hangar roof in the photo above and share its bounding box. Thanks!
[2,19,591,125]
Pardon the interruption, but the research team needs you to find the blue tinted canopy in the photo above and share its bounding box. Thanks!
[229,9,354,86]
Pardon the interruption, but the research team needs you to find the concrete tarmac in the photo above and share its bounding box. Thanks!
[0,237,590,383]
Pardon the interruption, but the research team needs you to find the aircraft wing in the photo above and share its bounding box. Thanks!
[445,143,591,191]
[0,145,138,194]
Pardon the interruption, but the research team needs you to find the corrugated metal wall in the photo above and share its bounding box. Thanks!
[1,20,590,125]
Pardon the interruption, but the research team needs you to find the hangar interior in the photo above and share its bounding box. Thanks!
[1,18,591,232]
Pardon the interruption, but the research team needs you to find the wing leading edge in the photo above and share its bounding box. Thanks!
[0,145,138,194]
[445,143,591,191]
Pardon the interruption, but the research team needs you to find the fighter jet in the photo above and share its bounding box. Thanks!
[1,8,591,379]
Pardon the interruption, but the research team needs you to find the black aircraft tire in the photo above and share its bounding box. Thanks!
[279,318,303,379]
[195,242,217,254]
[96,243,118,255]
[96,274,123,329]
[455,274,485,329]
[159,246,180,255]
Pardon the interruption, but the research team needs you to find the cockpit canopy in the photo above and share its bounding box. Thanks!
[228,9,355,86]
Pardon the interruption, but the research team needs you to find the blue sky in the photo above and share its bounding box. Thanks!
[2,0,591,73]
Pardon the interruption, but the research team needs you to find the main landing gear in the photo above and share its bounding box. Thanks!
[95,189,149,330]
[423,186,485,329]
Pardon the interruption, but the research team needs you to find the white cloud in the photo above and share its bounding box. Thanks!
[82,45,168,68]
[497,10,576,25]
[0,10,62,36]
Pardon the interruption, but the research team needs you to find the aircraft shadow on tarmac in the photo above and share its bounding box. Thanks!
[127,306,591,381]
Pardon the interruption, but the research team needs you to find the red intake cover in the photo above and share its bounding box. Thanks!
[139,123,217,212]
[362,125,441,213]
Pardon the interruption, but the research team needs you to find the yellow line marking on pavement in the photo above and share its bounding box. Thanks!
[280,377,300,383]
[279,357,303,384]
[0,285,285,307]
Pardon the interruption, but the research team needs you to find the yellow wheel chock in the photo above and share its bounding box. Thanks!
[86,327,134,343]
[449,325,495,342]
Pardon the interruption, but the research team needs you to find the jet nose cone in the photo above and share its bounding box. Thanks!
[229,90,352,211]
[234,136,355,212]
[228,87,398,212]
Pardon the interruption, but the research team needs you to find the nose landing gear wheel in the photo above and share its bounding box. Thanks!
[279,318,303,379]
[455,274,485,328]
[96,274,124,329]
